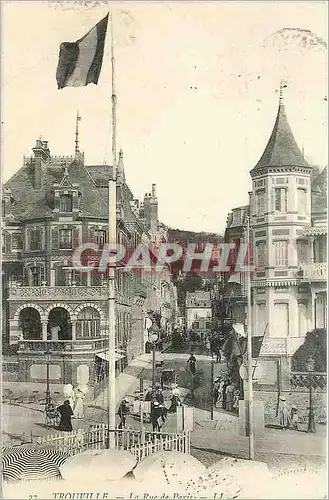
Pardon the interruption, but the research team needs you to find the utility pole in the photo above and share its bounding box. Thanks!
[107,13,117,450]
[245,215,254,460]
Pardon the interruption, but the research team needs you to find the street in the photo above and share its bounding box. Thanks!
[2,346,326,479]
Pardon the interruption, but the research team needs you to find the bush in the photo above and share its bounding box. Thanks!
[291,329,327,372]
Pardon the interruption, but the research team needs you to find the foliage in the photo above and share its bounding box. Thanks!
[173,272,203,310]
[291,329,327,372]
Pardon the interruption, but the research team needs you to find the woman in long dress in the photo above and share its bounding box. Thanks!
[58,400,74,432]
[73,387,85,419]
[278,396,291,428]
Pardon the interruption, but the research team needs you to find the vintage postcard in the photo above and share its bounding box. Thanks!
[1,1,327,499]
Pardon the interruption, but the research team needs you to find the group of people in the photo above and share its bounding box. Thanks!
[46,384,88,432]
[118,384,182,432]
[213,377,240,413]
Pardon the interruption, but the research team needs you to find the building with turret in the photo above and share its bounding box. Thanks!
[2,120,177,394]
[224,88,327,359]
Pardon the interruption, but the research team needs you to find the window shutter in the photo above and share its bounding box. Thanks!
[87,227,94,244]
[36,228,42,250]
[41,227,45,250]
[23,266,29,285]
[5,233,11,253]
[271,188,275,212]
[73,227,79,249]
[52,227,59,250]
[40,266,45,282]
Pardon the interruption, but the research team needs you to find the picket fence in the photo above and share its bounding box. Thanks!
[36,425,191,462]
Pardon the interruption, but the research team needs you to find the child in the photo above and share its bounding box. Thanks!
[291,405,299,430]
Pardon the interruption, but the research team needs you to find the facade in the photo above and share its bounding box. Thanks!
[185,290,212,337]
[2,136,177,391]
[224,90,327,359]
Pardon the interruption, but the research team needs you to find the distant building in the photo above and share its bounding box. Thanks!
[224,89,327,359]
[2,128,177,392]
[185,290,212,339]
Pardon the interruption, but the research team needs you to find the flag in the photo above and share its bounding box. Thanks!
[56,14,109,89]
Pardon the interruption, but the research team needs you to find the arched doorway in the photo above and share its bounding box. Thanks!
[76,307,101,338]
[19,307,42,339]
[48,307,72,340]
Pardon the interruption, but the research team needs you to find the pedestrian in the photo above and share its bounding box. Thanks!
[73,386,85,419]
[215,348,221,364]
[225,380,235,412]
[168,387,181,413]
[222,378,229,409]
[118,398,130,429]
[213,377,221,405]
[57,400,74,432]
[291,405,299,430]
[187,353,196,375]
[150,401,162,431]
[278,396,291,429]
[233,387,240,413]
[155,387,164,405]
[215,379,225,408]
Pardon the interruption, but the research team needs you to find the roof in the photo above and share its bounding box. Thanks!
[5,160,108,220]
[186,290,211,308]
[252,100,310,171]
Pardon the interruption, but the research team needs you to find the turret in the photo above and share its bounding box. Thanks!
[117,149,126,184]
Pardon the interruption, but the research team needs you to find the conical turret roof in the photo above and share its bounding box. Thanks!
[252,98,309,172]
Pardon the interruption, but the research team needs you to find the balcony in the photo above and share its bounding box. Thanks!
[300,263,327,282]
[17,338,108,354]
[8,286,108,301]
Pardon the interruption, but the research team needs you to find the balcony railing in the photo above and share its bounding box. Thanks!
[301,263,327,281]
[260,338,287,355]
[8,286,108,301]
[17,338,108,353]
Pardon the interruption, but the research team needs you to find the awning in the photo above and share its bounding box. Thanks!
[96,351,125,362]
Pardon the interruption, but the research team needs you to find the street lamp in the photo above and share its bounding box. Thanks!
[149,325,159,389]
[44,350,52,407]
[306,356,316,433]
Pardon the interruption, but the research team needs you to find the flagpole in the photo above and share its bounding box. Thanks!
[107,11,117,450]
[246,215,254,459]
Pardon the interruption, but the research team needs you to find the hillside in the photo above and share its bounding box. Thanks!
[168,228,223,244]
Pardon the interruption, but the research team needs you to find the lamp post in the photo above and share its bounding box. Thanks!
[44,350,52,407]
[306,356,316,433]
[149,325,159,390]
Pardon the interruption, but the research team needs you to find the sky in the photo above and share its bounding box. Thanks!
[2,1,328,233]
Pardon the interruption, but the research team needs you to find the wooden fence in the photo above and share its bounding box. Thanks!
[36,426,190,462]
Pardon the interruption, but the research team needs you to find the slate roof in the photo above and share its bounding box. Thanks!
[5,160,108,221]
[252,101,310,171]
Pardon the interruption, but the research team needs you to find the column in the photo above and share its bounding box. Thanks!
[311,290,316,330]
[50,268,55,286]
[42,322,48,341]
[71,321,76,341]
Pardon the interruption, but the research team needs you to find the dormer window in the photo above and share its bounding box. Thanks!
[60,194,73,212]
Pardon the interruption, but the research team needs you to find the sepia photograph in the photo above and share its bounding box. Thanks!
[1,1,327,498]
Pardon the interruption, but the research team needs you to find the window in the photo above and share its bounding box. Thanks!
[77,307,101,338]
[11,233,23,250]
[274,188,287,212]
[274,241,288,267]
[59,229,72,249]
[297,240,308,265]
[192,322,199,330]
[94,230,107,246]
[255,190,265,215]
[29,228,42,251]
[273,303,289,337]
[297,189,307,214]
[256,241,266,269]
[28,265,45,286]
[256,303,266,336]
[60,194,73,212]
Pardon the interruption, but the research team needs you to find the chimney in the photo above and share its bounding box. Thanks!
[152,183,156,197]
[31,138,51,189]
